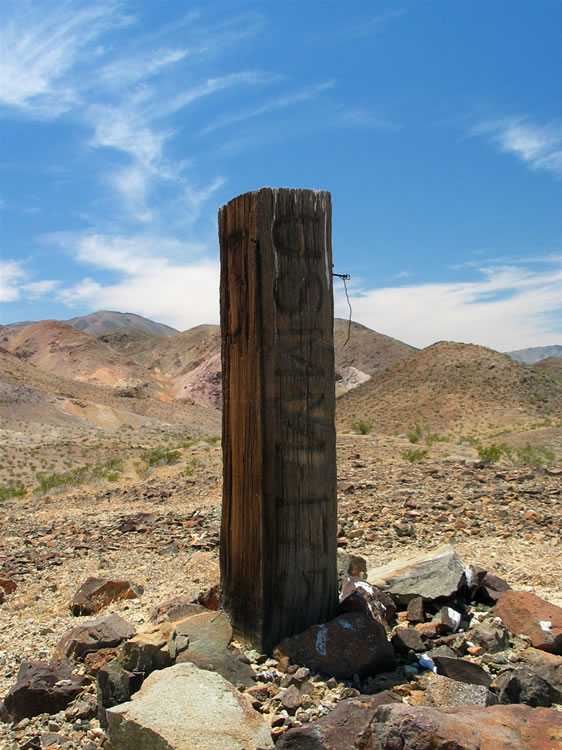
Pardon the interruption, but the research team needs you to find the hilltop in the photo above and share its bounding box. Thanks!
[336,340,562,438]
[65,310,179,337]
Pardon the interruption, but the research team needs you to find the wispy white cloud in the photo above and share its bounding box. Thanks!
[53,232,219,331]
[0,1,130,116]
[473,117,562,177]
[0,260,58,302]
[336,261,562,351]
[0,261,26,302]
[201,81,334,134]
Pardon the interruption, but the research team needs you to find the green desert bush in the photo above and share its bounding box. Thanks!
[140,446,181,469]
[402,447,428,462]
[351,419,374,435]
[0,481,27,502]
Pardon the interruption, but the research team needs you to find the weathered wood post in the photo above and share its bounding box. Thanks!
[219,187,338,653]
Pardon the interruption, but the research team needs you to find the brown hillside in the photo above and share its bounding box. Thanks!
[336,341,562,436]
[333,318,416,376]
[532,356,562,384]
[0,320,162,390]
[125,324,221,377]
[96,328,160,359]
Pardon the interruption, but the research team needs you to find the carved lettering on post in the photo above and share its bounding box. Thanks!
[219,188,337,652]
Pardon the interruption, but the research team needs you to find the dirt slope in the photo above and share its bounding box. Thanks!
[336,341,562,437]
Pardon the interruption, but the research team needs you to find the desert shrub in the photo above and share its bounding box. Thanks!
[476,442,510,463]
[425,431,448,446]
[140,446,181,468]
[34,458,123,494]
[515,443,555,466]
[0,481,27,502]
[205,436,221,444]
[351,419,374,435]
[407,424,423,443]
[402,447,428,462]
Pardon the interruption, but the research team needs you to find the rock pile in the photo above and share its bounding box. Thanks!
[2,544,561,749]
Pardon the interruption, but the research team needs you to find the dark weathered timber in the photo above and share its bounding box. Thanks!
[219,188,338,652]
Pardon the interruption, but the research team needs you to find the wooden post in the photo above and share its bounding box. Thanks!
[219,188,338,653]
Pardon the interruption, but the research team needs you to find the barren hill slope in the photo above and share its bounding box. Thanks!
[336,341,562,436]
[0,320,164,391]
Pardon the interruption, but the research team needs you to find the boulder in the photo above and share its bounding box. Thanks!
[468,621,510,653]
[432,655,492,687]
[97,660,140,727]
[276,692,401,749]
[70,578,143,616]
[493,666,551,707]
[391,628,426,654]
[370,703,562,750]
[3,660,87,720]
[518,647,562,703]
[495,590,562,654]
[55,613,136,659]
[367,544,465,605]
[274,611,395,680]
[149,598,205,624]
[426,674,498,707]
[170,610,232,655]
[118,624,173,674]
[477,573,511,603]
[105,662,273,750]
[406,597,425,624]
[177,645,256,690]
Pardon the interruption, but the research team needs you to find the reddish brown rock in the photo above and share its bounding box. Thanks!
[281,685,302,713]
[391,627,426,653]
[84,648,121,677]
[0,576,17,594]
[495,590,562,654]
[3,660,87,720]
[478,573,511,602]
[274,611,395,680]
[407,596,425,624]
[70,577,143,616]
[276,692,401,749]
[55,613,136,659]
[195,584,219,611]
[371,703,562,750]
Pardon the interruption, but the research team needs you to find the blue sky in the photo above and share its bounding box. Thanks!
[1,0,561,351]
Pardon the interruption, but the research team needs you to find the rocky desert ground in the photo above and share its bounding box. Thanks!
[1,312,561,749]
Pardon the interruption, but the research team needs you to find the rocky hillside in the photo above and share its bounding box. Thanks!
[337,341,562,437]
[532,356,562,385]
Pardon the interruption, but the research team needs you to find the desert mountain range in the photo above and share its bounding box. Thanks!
[1,310,560,440]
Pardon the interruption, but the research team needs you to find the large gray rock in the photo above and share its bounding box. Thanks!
[494,666,551,707]
[105,663,273,750]
[367,544,464,605]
